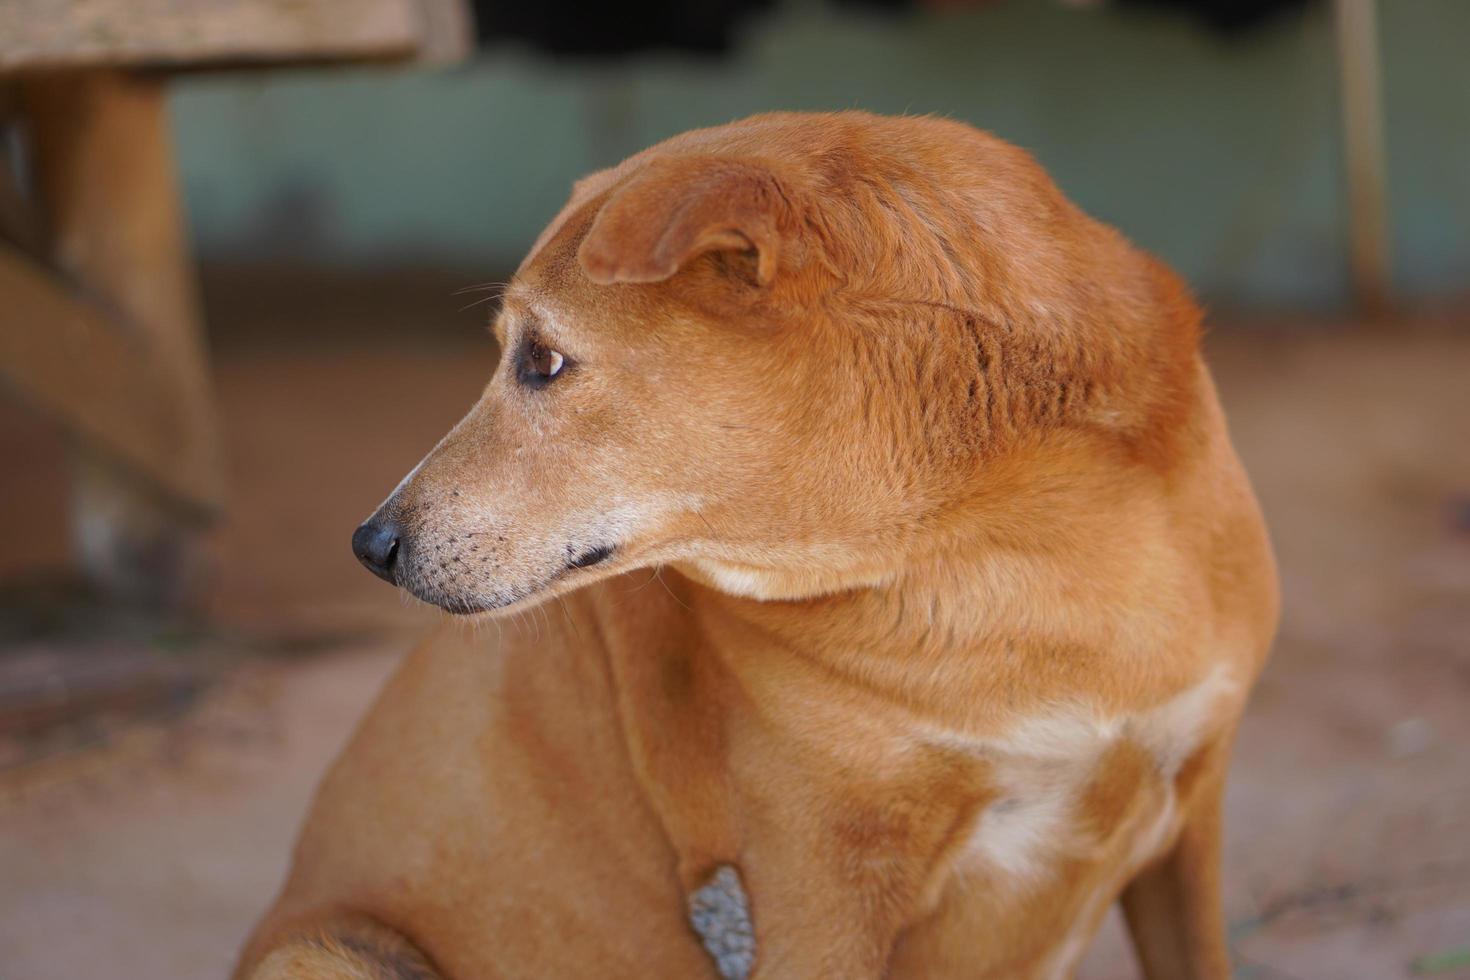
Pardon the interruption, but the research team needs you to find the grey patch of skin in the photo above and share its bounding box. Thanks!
[688,865,756,980]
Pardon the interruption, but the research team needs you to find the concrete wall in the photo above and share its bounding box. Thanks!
[170,0,1470,310]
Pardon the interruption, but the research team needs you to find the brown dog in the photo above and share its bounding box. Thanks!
[237,111,1277,979]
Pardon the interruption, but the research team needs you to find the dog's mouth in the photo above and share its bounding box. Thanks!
[566,543,616,570]
[400,540,619,616]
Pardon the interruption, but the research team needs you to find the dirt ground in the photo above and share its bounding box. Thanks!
[1,284,1467,980]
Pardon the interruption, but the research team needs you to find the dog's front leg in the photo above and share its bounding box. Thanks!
[1119,738,1233,980]
[236,914,442,980]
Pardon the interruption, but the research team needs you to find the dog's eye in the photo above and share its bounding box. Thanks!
[531,345,565,378]
[519,341,567,387]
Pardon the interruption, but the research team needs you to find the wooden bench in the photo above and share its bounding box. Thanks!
[0,0,469,604]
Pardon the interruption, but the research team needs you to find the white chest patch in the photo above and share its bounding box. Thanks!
[934,666,1239,884]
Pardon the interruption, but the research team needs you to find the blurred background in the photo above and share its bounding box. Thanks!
[0,0,1466,977]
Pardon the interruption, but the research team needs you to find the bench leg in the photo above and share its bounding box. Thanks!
[22,70,223,605]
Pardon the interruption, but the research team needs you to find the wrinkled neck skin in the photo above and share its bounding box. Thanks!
[675,424,1212,726]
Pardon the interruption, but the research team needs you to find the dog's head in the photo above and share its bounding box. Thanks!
[352,113,1200,615]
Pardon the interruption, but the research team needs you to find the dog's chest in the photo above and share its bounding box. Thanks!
[670,667,1239,980]
[939,666,1238,883]
[883,668,1240,977]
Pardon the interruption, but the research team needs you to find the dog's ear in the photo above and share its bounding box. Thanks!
[578,156,789,287]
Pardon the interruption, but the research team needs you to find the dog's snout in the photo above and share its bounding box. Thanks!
[352,517,401,583]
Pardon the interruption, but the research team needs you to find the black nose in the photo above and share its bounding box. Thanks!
[352,518,401,583]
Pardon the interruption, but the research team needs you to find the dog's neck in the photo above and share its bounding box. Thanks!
[677,440,1193,726]
[678,542,1111,728]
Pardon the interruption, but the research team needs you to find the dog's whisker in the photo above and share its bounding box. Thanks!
[458,292,509,313]
[554,593,582,642]
[451,280,510,297]
[654,567,693,613]
[628,567,662,595]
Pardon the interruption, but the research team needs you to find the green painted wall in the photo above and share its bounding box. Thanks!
[170,0,1470,309]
